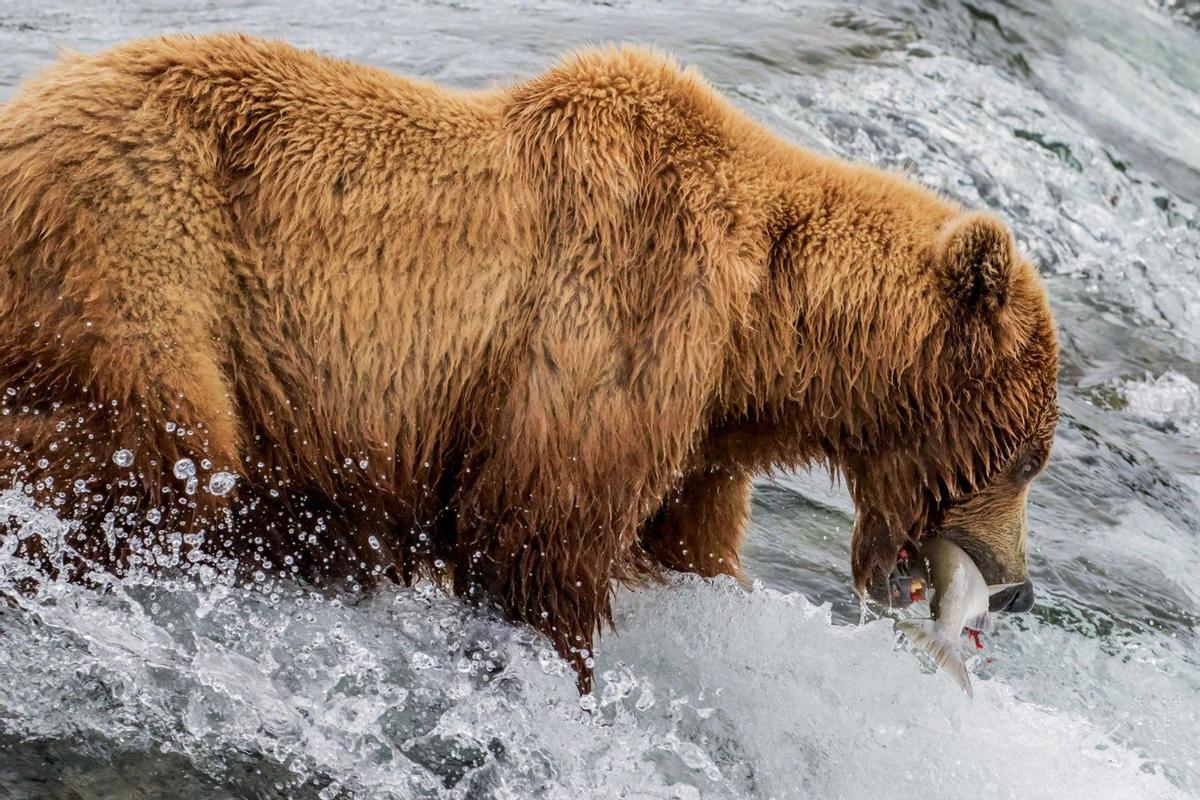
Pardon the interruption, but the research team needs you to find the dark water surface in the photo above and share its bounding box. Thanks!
[0,1,1197,798]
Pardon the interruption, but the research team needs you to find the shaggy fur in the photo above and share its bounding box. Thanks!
[0,35,1058,689]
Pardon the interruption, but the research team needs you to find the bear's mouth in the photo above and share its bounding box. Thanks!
[882,544,927,609]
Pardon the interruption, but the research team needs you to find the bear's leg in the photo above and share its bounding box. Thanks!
[475,521,619,693]
[0,394,238,580]
[228,487,413,592]
[0,155,244,577]
[454,481,635,693]
[446,263,717,690]
[641,467,751,578]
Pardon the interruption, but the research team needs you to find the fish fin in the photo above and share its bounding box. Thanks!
[896,619,973,698]
[965,611,992,633]
[986,582,1022,596]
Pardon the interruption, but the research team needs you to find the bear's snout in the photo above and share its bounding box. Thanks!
[990,579,1035,613]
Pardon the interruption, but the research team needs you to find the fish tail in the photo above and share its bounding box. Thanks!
[896,619,973,698]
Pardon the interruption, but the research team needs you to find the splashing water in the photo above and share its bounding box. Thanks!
[1117,371,1200,435]
[0,0,1197,797]
[208,471,239,497]
[0,508,1186,799]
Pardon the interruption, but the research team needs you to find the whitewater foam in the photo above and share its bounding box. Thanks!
[0,502,1186,800]
[1119,371,1200,435]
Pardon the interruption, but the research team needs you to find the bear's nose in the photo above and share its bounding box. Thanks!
[990,579,1035,613]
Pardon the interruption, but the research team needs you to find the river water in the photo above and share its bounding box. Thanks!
[0,1,1197,798]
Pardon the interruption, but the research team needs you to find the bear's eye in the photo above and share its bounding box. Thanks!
[1015,455,1042,483]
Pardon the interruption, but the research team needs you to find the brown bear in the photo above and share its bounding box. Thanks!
[0,35,1058,690]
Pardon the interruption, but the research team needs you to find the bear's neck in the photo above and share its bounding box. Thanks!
[714,158,957,472]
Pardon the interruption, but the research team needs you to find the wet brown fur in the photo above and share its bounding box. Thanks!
[0,35,1058,689]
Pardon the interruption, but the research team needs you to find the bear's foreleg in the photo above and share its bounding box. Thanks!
[454,483,636,693]
[640,466,750,579]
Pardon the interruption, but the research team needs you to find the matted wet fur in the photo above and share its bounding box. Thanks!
[0,35,1058,690]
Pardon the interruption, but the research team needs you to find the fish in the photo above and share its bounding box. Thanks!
[895,538,1021,697]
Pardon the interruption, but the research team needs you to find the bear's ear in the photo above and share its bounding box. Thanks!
[938,213,1015,317]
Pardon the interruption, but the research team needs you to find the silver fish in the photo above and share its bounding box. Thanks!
[895,538,1019,697]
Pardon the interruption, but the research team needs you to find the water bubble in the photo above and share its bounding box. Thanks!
[173,458,195,480]
[207,471,237,496]
[146,508,161,525]
[367,535,381,551]
[112,449,134,467]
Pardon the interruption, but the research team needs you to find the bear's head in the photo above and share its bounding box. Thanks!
[845,212,1058,613]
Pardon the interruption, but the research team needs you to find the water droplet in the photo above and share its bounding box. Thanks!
[367,535,381,550]
[208,471,237,496]
[173,458,196,480]
[112,449,134,467]
[146,508,162,524]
